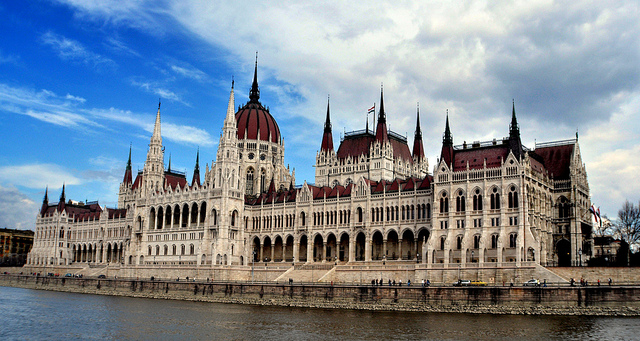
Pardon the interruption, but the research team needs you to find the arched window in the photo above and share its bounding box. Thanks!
[148,246,152,256]
[260,169,266,193]
[172,244,176,255]
[490,187,500,210]
[456,190,465,212]
[181,244,185,255]
[440,237,446,250]
[300,211,306,226]
[357,207,363,222]
[163,245,168,255]
[440,192,449,213]
[473,235,480,249]
[508,185,519,208]
[190,244,195,255]
[509,233,517,248]
[245,168,254,194]
[456,236,462,250]
[491,234,498,249]
[473,189,483,211]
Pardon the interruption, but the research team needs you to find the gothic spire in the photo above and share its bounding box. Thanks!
[509,99,520,139]
[225,79,236,125]
[167,154,171,172]
[508,100,523,159]
[412,103,425,161]
[249,52,260,103]
[40,186,49,217]
[443,111,453,146]
[320,95,334,152]
[440,111,454,167]
[375,85,388,142]
[123,144,133,184]
[57,183,66,212]
[192,148,201,186]
[152,99,162,142]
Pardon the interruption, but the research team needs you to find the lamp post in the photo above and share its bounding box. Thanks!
[578,248,582,267]
[251,250,256,283]
[471,250,475,263]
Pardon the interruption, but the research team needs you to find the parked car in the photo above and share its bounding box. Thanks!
[470,280,487,286]
[64,273,72,277]
[524,279,540,287]
[97,274,106,279]
[453,279,471,286]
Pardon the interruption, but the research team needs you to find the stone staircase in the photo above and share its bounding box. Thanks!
[275,264,334,283]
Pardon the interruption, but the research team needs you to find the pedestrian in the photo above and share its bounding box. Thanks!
[421,279,425,287]
[407,279,411,286]
[399,279,402,286]
[388,279,392,286]
[608,278,612,286]
[426,279,430,287]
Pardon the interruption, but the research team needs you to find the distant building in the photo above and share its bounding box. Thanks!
[27,60,594,272]
[1,228,34,267]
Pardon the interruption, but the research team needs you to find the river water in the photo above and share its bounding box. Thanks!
[1,286,639,340]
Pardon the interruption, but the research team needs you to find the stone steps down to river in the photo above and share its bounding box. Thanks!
[275,265,334,283]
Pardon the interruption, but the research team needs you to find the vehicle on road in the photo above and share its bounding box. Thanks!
[453,279,471,286]
[97,274,106,279]
[470,280,487,286]
[524,279,540,287]
[64,273,72,277]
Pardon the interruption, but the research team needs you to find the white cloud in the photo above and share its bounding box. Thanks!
[41,31,116,70]
[0,185,38,230]
[130,79,184,104]
[104,37,141,57]
[0,164,82,190]
[170,64,208,82]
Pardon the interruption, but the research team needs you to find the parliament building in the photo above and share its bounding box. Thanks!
[26,62,594,282]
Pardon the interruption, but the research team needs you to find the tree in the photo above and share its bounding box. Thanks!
[612,200,640,264]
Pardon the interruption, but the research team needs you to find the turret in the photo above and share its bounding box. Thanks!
[192,149,201,187]
[508,100,523,160]
[440,112,454,167]
[57,184,66,212]
[249,53,260,103]
[123,145,132,185]
[412,105,425,162]
[142,100,165,192]
[320,96,334,152]
[40,186,49,217]
[375,87,388,143]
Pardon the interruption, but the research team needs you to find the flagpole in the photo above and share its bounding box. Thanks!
[373,103,376,134]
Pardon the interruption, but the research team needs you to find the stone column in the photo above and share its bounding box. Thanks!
[322,239,327,263]
[398,239,403,260]
[307,239,313,263]
[383,240,387,260]
[259,241,264,262]
[270,243,275,263]
[349,235,355,262]
[365,238,372,262]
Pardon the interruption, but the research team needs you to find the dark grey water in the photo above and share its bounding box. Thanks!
[1,286,639,340]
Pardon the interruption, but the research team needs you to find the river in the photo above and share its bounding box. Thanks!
[1,286,638,340]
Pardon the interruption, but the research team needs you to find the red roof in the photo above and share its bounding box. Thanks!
[336,131,412,163]
[534,143,575,179]
[236,102,281,143]
[451,145,509,171]
[165,173,188,190]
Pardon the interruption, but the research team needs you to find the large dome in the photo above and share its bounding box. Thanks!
[234,60,281,144]
[235,101,281,143]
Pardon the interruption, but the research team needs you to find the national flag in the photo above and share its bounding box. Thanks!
[597,207,601,226]
[367,105,375,114]
[590,204,599,224]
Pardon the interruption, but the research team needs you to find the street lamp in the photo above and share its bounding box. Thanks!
[578,248,582,267]
[471,250,475,263]
[251,250,256,283]
[383,255,386,266]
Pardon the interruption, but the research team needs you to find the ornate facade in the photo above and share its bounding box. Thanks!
[27,63,594,272]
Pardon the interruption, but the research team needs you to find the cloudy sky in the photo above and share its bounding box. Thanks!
[0,1,638,230]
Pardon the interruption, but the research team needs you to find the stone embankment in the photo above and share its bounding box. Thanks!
[2,274,639,316]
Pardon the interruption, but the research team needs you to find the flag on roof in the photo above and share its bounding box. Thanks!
[367,105,375,114]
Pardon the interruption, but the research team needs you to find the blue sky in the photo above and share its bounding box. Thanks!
[1,1,639,230]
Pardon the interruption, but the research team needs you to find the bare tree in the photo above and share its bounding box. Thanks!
[613,200,640,252]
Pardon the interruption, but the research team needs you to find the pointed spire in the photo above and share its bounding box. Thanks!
[167,154,172,172]
[40,186,49,216]
[152,99,162,140]
[123,144,133,184]
[440,110,454,167]
[57,183,66,212]
[320,95,334,152]
[443,110,453,146]
[412,103,425,161]
[225,78,236,125]
[508,100,523,159]
[249,52,260,103]
[192,148,201,186]
[509,99,519,139]
[375,84,388,143]
[268,176,276,194]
